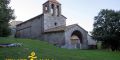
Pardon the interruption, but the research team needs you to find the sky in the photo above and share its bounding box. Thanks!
[10,0,120,33]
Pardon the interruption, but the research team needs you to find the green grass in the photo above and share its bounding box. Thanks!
[0,37,120,60]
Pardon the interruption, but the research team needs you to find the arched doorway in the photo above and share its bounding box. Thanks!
[70,30,82,49]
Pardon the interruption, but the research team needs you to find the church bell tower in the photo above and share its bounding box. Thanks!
[43,0,61,16]
[42,0,66,30]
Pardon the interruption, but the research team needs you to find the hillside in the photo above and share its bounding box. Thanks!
[0,37,120,60]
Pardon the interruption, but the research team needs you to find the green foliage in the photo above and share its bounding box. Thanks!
[0,37,120,60]
[92,9,120,51]
[0,0,15,37]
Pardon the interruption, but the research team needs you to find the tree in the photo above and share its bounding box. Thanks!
[0,0,15,37]
[92,9,120,51]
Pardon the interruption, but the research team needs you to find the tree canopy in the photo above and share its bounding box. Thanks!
[92,9,120,51]
[0,0,15,37]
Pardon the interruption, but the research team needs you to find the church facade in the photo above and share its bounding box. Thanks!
[16,0,90,49]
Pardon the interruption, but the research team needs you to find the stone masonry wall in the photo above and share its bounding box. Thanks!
[43,14,66,31]
[16,15,44,39]
[43,32,65,47]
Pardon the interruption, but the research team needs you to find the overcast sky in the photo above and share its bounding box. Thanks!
[10,0,120,32]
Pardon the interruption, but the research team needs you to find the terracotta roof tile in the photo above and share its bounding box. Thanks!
[44,24,87,33]
[44,25,65,33]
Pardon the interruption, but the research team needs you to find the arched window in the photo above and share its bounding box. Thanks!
[51,4,54,15]
[57,5,59,16]
[45,6,48,11]
[44,5,48,13]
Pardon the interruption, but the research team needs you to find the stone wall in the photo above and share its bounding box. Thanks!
[16,20,32,38]
[43,14,66,31]
[16,15,44,39]
[43,32,65,47]
[87,35,96,45]
[30,15,44,38]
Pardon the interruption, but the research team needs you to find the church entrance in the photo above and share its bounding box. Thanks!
[70,30,82,49]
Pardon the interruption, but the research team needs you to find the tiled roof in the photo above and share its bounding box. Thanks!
[44,25,66,33]
[44,24,87,33]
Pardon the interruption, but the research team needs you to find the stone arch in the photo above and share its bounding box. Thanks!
[71,30,83,43]
[56,5,59,16]
[51,4,54,15]
[70,30,83,48]
[45,5,48,11]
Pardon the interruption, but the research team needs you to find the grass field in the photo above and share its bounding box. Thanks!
[0,37,120,60]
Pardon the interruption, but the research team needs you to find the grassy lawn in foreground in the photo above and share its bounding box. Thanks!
[0,37,120,60]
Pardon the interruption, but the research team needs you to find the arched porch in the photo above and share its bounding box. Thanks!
[70,30,82,49]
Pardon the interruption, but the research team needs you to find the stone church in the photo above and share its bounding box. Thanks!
[16,0,96,49]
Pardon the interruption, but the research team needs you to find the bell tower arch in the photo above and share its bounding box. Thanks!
[43,0,61,16]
